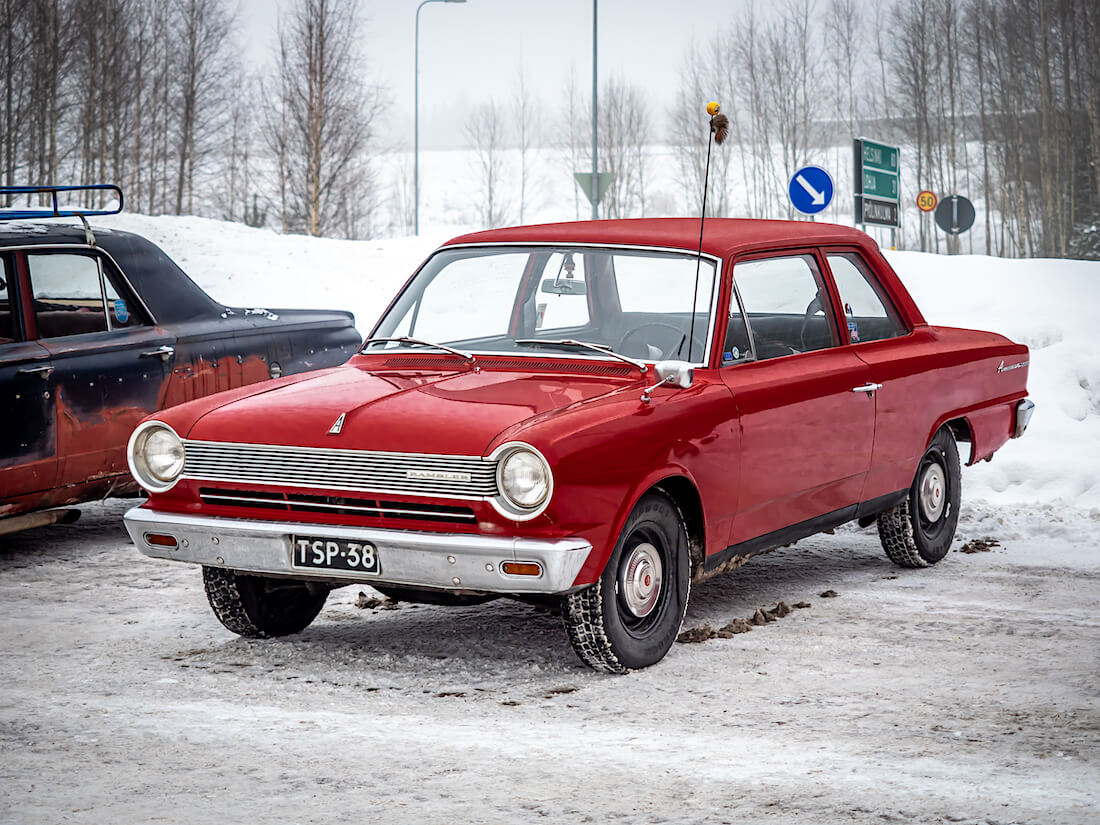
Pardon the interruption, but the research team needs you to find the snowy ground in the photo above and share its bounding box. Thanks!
[1,497,1097,824]
[2,214,1098,822]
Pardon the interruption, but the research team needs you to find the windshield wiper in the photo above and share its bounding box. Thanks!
[360,336,476,364]
[514,338,648,373]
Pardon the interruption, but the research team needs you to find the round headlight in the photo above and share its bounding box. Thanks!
[494,444,552,519]
[128,422,185,492]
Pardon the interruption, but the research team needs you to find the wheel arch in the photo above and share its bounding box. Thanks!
[922,414,974,465]
[652,475,706,581]
[943,416,973,463]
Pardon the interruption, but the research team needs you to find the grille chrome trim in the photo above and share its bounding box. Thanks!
[198,488,479,523]
[182,440,498,499]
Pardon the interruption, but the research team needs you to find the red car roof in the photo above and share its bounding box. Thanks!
[444,218,876,258]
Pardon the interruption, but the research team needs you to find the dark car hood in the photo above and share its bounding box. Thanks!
[186,363,635,455]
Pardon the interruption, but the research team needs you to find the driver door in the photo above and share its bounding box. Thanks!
[721,251,875,547]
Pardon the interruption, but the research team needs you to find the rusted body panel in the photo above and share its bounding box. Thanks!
[0,223,362,520]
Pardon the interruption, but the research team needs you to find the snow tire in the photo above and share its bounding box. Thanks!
[564,491,691,673]
[202,567,329,638]
[878,427,961,568]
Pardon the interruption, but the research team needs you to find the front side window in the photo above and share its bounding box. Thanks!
[730,254,838,361]
[826,253,907,343]
[370,246,718,365]
[28,253,147,339]
[29,254,108,338]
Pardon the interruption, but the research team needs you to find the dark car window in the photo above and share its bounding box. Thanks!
[730,254,839,361]
[28,253,148,339]
[826,253,907,343]
[0,256,15,344]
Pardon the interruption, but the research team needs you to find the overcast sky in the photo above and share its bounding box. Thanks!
[239,0,764,148]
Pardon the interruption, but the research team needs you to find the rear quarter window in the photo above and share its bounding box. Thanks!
[826,253,907,344]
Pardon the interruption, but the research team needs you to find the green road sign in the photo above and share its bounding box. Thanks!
[853,137,901,229]
[860,168,899,200]
[574,172,614,207]
[859,138,899,173]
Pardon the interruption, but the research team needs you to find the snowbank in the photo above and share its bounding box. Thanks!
[886,251,1100,509]
[94,213,1099,509]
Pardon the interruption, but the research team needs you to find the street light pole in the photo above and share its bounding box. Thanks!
[414,0,466,236]
[591,0,598,220]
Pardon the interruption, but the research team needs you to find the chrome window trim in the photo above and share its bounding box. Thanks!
[0,242,158,325]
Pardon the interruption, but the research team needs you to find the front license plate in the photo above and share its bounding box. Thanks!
[290,535,381,575]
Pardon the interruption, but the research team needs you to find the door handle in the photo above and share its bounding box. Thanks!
[17,364,53,379]
[851,383,883,394]
[140,345,175,361]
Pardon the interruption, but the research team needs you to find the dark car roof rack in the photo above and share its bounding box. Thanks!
[0,184,124,246]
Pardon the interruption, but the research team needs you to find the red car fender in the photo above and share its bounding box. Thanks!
[569,460,707,589]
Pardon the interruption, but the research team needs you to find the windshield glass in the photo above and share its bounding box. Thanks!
[369,246,718,364]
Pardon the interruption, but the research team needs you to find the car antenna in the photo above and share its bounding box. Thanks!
[687,102,728,362]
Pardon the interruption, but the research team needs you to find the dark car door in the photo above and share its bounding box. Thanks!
[0,254,58,498]
[24,250,175,488]
[720,251,876,548]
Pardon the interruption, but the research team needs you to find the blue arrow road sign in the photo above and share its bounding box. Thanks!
[788,166,834,215]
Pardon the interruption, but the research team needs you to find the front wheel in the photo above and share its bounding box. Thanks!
[564,491,691,673]
[202,567,329,638]
[878,427,961,568]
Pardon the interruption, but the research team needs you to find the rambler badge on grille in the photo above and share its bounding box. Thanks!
[405,469,473,482]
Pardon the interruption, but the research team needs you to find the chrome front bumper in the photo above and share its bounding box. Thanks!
[124,508,592,595]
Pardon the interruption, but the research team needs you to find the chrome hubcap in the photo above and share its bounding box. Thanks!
[620,542,662,618]
[919,463,947,522]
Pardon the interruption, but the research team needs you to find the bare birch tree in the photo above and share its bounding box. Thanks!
[466,101,510,228]
[271,0,386,237]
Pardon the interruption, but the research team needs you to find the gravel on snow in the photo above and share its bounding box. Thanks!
[0,498,1097,825]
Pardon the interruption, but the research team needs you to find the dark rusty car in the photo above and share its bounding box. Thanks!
[124,218,1034,672]
[0,185,361,532]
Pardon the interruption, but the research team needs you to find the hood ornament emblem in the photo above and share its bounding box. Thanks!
[328,413,347,435]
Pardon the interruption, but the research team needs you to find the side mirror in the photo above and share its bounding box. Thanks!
[654,360,694,388]
[641,360,694,403]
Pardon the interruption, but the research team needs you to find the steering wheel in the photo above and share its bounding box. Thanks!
[618,322,703,361]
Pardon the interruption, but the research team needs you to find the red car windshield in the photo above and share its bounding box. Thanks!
[368,246,719,365]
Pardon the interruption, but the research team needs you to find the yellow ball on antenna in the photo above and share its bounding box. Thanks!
[706,101,721,115]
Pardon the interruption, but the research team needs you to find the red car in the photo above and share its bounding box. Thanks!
[123,219,1033,672]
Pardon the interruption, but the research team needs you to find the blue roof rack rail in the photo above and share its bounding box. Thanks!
[0,184,124,221]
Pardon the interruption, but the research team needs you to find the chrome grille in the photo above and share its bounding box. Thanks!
[182,440,498,499]
[198,487,478,523]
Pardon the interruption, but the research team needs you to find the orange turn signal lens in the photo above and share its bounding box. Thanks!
[501,561,542,577]
[144,533,178,549]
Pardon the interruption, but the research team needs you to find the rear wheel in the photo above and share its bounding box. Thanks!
[564,491,690,673]
[878,427,961,568]
[202,567,329,638]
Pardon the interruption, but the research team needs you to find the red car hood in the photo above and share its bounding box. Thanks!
[186,363,634,455]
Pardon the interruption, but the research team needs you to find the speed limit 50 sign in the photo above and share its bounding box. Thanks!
[917,190,938,212]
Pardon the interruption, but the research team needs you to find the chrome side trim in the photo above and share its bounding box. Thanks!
[124,507,592,595]
[182,440,499,500]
